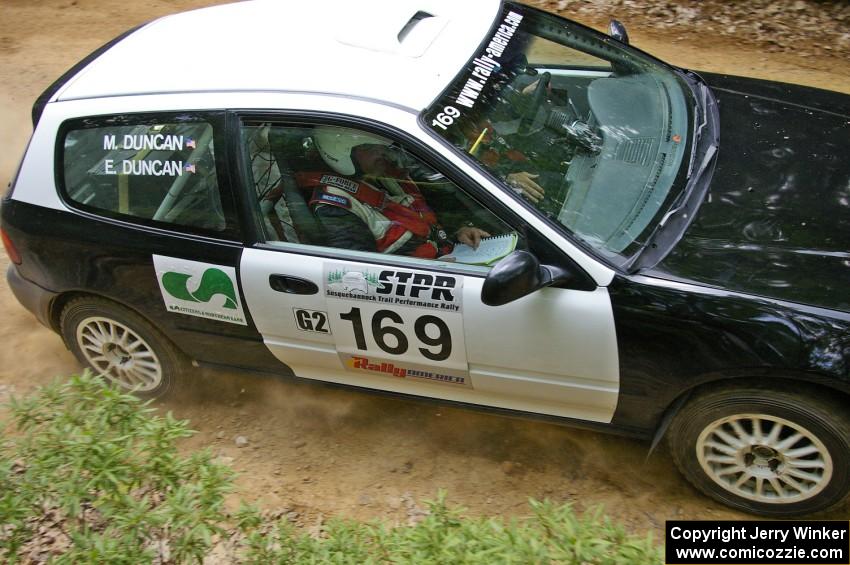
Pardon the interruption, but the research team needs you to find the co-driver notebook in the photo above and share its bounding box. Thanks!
[444,232,518,266]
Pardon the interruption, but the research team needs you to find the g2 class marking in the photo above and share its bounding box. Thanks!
[293,308,331,334]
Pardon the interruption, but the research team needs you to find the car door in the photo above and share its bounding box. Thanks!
[235,116,620,423]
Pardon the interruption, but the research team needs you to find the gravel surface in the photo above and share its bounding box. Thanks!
[530,0,850,59]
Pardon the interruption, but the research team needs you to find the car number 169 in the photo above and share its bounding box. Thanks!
[431,105,461,131]
[338,307,452,361]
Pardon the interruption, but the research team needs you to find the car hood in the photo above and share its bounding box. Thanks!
[653,73,850,312]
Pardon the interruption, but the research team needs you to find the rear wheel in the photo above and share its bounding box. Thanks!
[60,297,185,398]
[668,385,850,516]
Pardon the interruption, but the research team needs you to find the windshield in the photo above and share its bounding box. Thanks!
[422,3,692,265]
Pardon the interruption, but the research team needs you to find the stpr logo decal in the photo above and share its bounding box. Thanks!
[153,256,247,325]
[324,264,462,312]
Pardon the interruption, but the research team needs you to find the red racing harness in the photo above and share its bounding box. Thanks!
[295,171,451,258]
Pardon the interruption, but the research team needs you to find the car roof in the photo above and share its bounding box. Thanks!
[55,0,502,113]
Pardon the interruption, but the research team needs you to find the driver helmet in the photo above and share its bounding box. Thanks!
[313,126,393,176]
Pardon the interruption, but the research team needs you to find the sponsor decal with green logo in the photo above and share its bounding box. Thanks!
[153,256,246,325]
[162,268,238,309]
[324,264,462,312]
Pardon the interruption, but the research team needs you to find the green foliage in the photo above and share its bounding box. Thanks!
[0,374,663,564]
[235,491,661,564]
[0,373,232,563]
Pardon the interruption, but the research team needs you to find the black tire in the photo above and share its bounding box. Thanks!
[668,384,850,516]
[60,297,186,399]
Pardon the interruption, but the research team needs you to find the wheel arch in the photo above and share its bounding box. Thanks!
[649,373,850,455]
[49,290,189,359]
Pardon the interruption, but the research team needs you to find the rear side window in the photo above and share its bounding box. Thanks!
[62,117,231,235]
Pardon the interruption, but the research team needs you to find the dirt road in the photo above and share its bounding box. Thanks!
[2,0,849,535]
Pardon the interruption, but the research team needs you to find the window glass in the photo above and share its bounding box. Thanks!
[63,121,226,232]
[526,36,609,69]
[240,122,521,267]
[423,3,691,265]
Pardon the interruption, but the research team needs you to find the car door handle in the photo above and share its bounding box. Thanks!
[268,274,319,295]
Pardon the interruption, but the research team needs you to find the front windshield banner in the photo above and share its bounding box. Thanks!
[434,10,525,120]
[423,3,691,265]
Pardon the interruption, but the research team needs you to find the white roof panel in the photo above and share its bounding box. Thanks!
[57,0,502,112]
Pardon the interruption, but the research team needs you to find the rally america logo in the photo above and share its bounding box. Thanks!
[344,355,469,386]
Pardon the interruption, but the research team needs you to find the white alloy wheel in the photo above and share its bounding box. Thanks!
[76,315,164,392]
[61,297,183,398]
[669,385,850,516]
[697,413,832,504]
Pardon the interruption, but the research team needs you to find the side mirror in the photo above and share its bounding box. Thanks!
[480,250,574,306]
[608,19,630,44]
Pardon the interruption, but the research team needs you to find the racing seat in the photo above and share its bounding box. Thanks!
[266,129,327,246]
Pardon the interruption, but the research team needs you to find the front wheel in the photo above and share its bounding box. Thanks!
[60,297,185,399]
[668,384,850,516]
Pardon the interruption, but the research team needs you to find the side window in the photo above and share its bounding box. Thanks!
[62,117,229,234]
[239,121,522,266]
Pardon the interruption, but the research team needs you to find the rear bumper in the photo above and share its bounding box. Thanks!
[6,265,57,330]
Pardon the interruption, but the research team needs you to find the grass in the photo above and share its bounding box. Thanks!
[0,373,662,563]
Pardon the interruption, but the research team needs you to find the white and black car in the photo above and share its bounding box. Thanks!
[4,0,850,517]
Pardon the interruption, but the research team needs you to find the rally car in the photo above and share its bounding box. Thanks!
[4,0,849,517]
